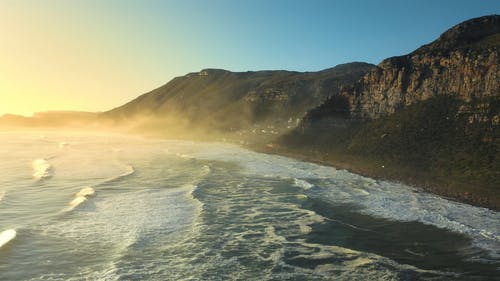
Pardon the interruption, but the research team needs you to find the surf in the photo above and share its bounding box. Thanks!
[32,158,53,180]
[0,229,16,249]
[64,187,96,212]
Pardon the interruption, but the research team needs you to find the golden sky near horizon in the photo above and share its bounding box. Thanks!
[0,2,188,116]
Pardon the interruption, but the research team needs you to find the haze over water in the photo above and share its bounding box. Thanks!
[0,131,498,280]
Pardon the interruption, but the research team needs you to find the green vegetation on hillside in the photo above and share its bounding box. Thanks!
[279,95,500,209]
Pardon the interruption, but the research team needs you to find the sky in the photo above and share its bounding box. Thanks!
[0,0,499,116]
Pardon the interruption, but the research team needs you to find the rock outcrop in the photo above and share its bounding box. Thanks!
[281,15,500,210]
[343,15,499,119]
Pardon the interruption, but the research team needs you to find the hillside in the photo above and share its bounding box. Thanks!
[278,15,500,209]
[102,62,374,141]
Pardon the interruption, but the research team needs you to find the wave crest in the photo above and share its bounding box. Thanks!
[0,229,16,248]
[64,187,96,212]
[32,158,53,180]
[293,178,314,190]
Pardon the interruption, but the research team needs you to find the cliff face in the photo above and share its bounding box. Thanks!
[280,15,500,209]
[349,15,499,119]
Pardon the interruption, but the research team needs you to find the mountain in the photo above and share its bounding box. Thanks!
[278,15,500,209]
[102,62,374,141]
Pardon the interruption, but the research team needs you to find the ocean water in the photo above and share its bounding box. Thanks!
[0,131,498,281]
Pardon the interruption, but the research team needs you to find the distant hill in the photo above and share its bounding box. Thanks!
[279,15,500,209]
[0,111,99,128]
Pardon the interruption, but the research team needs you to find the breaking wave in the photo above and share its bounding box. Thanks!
[311,179,500,259]
[64,187,96,212]
[185,142,500,259]
[293,178,314,190]
[98,164,135,186]
[32,158,53,180]
[76,187,95,197]
[0,229,16,249]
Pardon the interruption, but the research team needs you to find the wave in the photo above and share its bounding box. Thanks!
[200,165,211,176]
[76,186,95,197]
[117,164,135,179]
[314,179,500,259]
[0,191,5,201]
[293,178,314,190]
[0,229,16,248]
[98,164,135,187]
[184,142,500,259]
[64,187,96,212]
[32,158,53,180]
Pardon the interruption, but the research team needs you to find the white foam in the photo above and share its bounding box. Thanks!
[32,158,53,180]
[76,187,95,197]
[64,187,96,212]
[69,196,87,208]
[293,178,314,190]
[309,176,500,258]
[0,229,16,248]
[201,165,211,176]
[0,191,5,201]
[177,141,500,258]
[356,182,500,258]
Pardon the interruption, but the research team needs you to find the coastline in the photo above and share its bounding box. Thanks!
[252,144,500,211]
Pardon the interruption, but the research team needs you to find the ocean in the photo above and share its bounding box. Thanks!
[0,131,498,280]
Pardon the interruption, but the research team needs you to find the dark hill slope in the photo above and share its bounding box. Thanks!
[102,63,374,138]
[278,15,500,209]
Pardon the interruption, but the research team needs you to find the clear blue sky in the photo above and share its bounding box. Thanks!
[0,0,499,115]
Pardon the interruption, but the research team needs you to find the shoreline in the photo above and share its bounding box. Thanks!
[2,127,497,211]
[251,144,499,211]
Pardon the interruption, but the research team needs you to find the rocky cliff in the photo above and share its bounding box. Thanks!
[280,15,500,209]
[317,15,500,119]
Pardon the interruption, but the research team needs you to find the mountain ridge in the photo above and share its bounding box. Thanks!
[102,61,375,140]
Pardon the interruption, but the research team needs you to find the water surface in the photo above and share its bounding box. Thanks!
[0,131,498,280]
